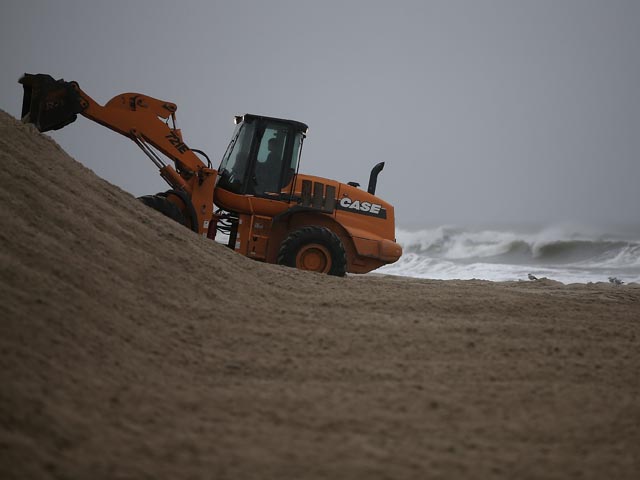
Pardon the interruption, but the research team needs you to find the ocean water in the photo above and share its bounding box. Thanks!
[379,225,640,284]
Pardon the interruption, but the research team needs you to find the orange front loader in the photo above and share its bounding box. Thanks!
[19,73,402,276]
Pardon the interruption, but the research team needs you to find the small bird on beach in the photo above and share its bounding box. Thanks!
[528,273,538,281]
[608,276,624,286]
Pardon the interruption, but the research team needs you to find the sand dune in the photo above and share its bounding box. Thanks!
[1,110,639,479]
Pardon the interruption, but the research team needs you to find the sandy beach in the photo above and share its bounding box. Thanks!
[1,109,639,479]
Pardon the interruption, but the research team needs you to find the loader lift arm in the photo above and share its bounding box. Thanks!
[19,73,218,235]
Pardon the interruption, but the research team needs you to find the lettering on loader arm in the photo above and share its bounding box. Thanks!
[165,131,189,153]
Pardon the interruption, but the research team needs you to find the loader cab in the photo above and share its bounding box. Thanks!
[217,114,308,198]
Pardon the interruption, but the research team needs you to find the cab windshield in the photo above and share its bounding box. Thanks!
[218,121,256,180]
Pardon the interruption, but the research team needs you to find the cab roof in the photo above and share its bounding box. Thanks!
[235,113,309,135]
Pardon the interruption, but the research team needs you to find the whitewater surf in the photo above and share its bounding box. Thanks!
[379,225,640,284]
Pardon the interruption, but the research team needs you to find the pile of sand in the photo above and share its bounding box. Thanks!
[1,110,639,479]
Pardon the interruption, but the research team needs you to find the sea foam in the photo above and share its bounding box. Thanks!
[380,225,640,283]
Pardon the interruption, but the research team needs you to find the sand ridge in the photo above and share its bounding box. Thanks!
[1,110,639,479]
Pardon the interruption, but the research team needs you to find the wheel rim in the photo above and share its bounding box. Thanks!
[295,243,332,273]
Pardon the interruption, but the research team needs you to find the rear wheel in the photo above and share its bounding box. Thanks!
[277,226,347,276]
[138,194,188,227]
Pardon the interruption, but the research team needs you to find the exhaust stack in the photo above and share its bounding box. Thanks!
[19,73,86,132]
[367,162,385,195]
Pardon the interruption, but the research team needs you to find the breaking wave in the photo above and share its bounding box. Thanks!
[379,225,640,284]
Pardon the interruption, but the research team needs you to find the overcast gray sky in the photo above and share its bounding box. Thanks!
[1,0,638,230]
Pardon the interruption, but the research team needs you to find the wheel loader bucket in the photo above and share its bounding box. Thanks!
[19,73,85,132]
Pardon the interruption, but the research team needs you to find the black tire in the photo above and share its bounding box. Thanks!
[277,226,347,277]
[138,194,188,227]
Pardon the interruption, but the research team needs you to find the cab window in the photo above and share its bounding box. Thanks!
[253,124,289,195]
[218,121,256,192]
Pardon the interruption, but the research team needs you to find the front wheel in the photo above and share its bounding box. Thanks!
[277,226,347,277]
[138,193,188,227]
